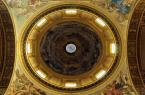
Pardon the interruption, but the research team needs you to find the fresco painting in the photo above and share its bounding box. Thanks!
[6,69,48,95]
[6,67,136,95]
[3,0,137,95]
[4,0,137,30]
[103,72,136,95]
[91,0,136,22]
[5,0,48,30]
[89,71,136,95]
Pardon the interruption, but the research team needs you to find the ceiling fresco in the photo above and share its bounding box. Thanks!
[40,21,102,75]
[6,65,136,95]
[1,0,140,95]
[91,0,136,22]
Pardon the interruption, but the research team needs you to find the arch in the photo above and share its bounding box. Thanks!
[0,1,15,94]
[128,0,145,94]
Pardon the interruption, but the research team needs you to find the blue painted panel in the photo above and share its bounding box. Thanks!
[111,0,123,5]
[118,5,130,14]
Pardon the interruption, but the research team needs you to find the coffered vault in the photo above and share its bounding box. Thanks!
[0,1,15,94]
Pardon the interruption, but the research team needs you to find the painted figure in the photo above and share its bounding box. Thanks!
[107,0,131,14]
[6,70,47,95]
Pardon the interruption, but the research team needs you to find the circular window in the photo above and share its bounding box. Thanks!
[65,43,77,54]
[20,4,121,93]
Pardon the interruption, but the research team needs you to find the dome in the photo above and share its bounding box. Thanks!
[20,3,121,94]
